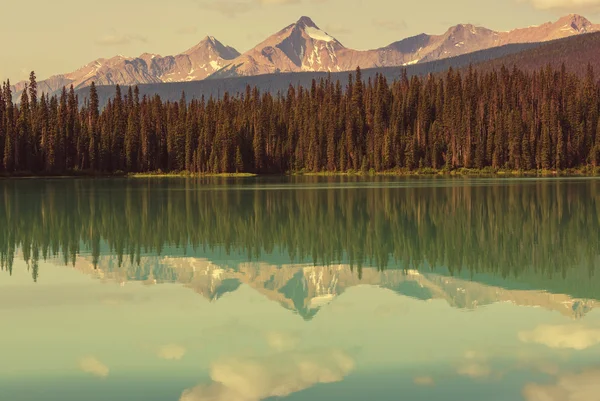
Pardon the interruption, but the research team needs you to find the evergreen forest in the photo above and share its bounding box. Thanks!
[2,64,600,176]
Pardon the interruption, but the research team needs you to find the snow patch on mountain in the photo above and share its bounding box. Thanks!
[304,26,335,42]
[402,59,420,66]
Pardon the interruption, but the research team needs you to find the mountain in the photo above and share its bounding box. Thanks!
[210,16,378,78]
[67,255,599,321]
[471,24,600,77]
[80,22,600,108]
[387,13,598,64]
[71,41,540,107]
[12,36,240,97]
[13,13,598,99]
[212,14,599,79]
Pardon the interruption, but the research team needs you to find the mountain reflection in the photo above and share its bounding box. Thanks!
[1,177,599,318]
[66,255,599,320]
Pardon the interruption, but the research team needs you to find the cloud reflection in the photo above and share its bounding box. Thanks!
[523,369,600,401]
[456,350,493,379]
[180,349,354,401]
[157,344,187,360]
[79,356,109,378]
[519,324,600,350]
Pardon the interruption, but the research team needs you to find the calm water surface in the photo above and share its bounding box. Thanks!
[1,176,600,401]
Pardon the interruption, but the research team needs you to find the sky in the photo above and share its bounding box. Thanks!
[2,0,600,82]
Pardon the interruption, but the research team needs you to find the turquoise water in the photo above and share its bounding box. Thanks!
[1,177,599,401]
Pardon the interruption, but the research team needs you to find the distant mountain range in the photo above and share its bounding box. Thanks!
[11,13,599,99]
[211,13,597,79]
[69,255,598,321]
[79,29,600,107]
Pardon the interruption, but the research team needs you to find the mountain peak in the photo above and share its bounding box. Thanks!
[201,35,218,44]
[294,16,338,44]
[446,23,480,35]
[296,16,318,29]
[183,35,240,59]
[558,13,592,27]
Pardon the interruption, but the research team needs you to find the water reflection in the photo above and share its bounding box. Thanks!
[180,349,355,401]
[1,177,600,280]
[1,177,599,401]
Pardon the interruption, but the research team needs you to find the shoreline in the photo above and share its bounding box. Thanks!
[1,167,599,179]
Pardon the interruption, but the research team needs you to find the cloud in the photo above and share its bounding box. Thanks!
[413,376,435,386]
[179,349,354,401]
[157,344,187,360]
[525,0,600,10]
[518,324,600,350]
[373,19,407,31]
[523,369,600,401]
[95,34,148,46]
[79,356,109,378]
[265,331,299,352]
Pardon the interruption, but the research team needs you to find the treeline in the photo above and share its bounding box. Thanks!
[1,178,598,282]
[2,64,600,174]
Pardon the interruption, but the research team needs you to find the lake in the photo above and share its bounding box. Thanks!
[1,176,599,401]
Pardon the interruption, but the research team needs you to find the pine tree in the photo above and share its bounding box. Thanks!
[3,81,14,172]
[16,86,30,171]
[88,82,99,170]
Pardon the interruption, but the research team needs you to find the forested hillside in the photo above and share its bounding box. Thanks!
[1,63,600,176]
[476,31,600,76]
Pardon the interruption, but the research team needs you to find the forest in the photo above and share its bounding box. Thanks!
[1,63,600,175]
[1,178,598,288]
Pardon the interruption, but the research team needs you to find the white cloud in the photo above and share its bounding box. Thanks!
[526,0,600,10]
[79,356,109,378]
[519,324,600,350]
[179,349,354,401]
[157,344,187,360]
[523,369,600,401]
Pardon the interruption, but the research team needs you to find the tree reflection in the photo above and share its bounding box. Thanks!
[0,177,598,284]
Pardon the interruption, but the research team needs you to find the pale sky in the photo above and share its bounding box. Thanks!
[2,0,600,82]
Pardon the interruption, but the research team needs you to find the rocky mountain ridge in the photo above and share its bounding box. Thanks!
[10,14,598,98]
[213,14,598,79]
[11,36,240,97]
